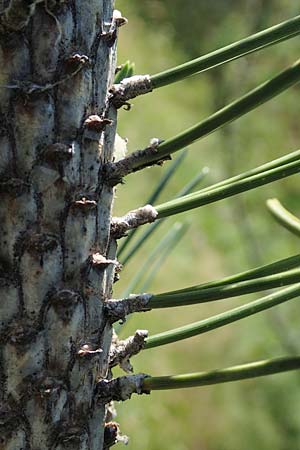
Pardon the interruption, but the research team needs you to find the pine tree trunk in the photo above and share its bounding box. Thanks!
[0,1,118,448]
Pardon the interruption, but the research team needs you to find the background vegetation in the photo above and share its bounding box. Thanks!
[112,1,300,449]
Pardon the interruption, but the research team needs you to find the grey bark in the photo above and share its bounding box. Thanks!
[0,1,119,448]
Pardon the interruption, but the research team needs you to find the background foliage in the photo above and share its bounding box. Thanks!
[113,1,300,449]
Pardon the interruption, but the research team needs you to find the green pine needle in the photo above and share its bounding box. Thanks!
[145,283,300,348]
[160,254,300,295]
[267,198,300,238]
[155,154,300,219]
[121,60,300,172]
[142,356,300,391]
[114,61,135,84]
[151,15,300,88]
[148,267,300,309]
[155,59,300,161]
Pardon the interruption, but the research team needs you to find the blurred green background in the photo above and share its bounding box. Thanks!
[112,1,300,449]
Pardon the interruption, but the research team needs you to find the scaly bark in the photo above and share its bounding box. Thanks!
[0,1,120,448]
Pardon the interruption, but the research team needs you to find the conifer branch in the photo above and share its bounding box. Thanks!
[109,330,148,373]
[111,205,158,238]
[96,373,150,404]
[105,294,152,324]
[103,138,167,185]
[110,75,153,108]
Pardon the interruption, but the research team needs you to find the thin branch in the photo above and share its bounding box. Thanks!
[103,138,167,185]
[96,373,150,404]
[106,59,300,177]
[109,329,148,373]
[145,284,300,349]
[111,205,158,239]
[104,294,152,324]
[110,75,153,108]
[267,198,300,238]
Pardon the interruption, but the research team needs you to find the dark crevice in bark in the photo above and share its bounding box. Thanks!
[27,12,34,78]
[0,111,15,175]
[0,399,29,446]
[90,29,104,110]
[60,203,68,284]
[7,95,18,175]
[72,0,78,46]
[34,190,44,229]
[69,0,76,38]
[0,178,30,195]
[13,232,28,316]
